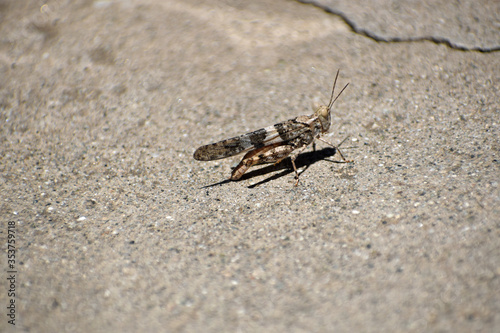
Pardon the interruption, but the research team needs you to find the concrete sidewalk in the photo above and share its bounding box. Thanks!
[1,0,498,331]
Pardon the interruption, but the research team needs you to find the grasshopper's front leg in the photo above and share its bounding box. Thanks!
[317,137,353,163]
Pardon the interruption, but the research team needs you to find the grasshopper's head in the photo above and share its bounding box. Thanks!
[316,105,331,132]
[317,70,349,133]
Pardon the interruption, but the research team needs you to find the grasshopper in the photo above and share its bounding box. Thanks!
[194,70,351,185]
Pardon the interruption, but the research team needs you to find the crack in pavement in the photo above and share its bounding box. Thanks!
[297,0,500,52]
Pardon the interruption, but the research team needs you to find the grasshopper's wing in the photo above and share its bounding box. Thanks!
[193,117,314,161]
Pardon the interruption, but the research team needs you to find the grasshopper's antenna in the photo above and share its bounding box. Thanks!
[328,70,349,110]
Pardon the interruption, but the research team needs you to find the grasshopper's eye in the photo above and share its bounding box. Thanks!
[318,106,329,118]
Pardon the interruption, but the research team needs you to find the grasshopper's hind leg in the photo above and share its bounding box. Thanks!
[230,143,294,181]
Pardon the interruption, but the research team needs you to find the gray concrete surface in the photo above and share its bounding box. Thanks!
[300,0,500,51]
[1,0,499,332]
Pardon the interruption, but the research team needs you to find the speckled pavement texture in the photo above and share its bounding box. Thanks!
[1,0,499,332]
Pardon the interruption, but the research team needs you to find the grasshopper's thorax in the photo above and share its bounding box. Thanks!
[316,105,331,133]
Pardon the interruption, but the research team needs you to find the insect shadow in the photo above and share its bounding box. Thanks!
[201,146,343,188]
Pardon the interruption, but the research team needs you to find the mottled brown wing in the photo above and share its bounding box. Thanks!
[193,117,315,161]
